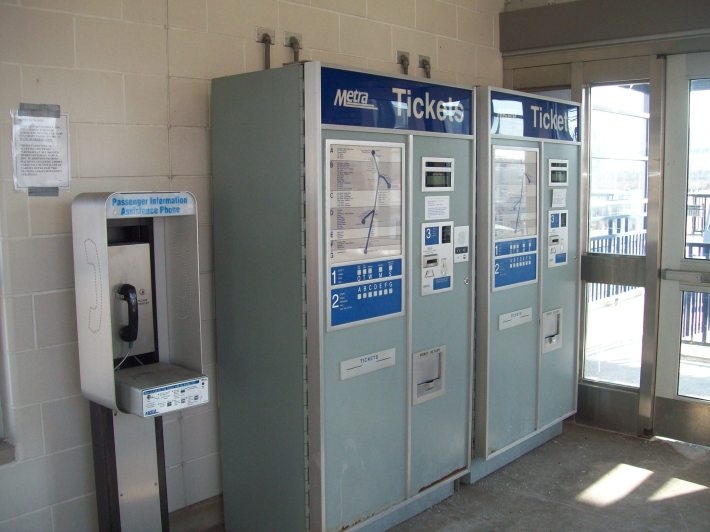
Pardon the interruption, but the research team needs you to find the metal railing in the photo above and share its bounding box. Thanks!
[589,230,646,256]
[681,291,710,345]
[589,227,710,347]
[686,193,710,235]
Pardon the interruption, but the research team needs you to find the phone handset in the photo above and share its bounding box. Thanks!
[116,283,139,346]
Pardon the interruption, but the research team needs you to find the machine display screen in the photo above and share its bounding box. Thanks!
[421,157,455,191]
[551,169,567,183]
[442,225,452,244]
[548,159,569,186]
[425,171,451,188]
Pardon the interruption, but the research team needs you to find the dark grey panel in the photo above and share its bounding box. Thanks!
[655,396,710,446]
[211,65,307,530]
[501,0,710,53]
[581,254,646,287]
[576,382,639,435]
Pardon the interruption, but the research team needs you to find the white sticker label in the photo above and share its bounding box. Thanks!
[425,196,450,220]
[340,348,395,380]
[552,188,567,208]
[142,377,209,417]
[499,307,533,330]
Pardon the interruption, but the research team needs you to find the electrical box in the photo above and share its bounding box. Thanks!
[212,63,474,531]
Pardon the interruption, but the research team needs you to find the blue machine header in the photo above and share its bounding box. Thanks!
[321,67,472,135]
[490,90,579,142]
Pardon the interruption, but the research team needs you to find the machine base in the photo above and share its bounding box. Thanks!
[465,421,563,484]
[352,481,455,531]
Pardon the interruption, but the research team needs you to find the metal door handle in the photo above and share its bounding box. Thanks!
[662,269,710,283]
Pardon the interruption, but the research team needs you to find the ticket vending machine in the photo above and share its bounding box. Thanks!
[212,64,474,530]
[72,191,208,530]
[470,88,580,480]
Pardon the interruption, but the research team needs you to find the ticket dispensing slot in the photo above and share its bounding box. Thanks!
[424,254,439,268]
[542,308,562,353]
[413,346,446,404]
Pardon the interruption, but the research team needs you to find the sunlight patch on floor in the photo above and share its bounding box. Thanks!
[648,477,708,501]
[576,464,653,507]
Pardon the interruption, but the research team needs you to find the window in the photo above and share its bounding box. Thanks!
[588,84,649,256]
[584,283,644,387]
[582,83,650,388]
[684,79,710,260]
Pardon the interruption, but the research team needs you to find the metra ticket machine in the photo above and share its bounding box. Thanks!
[72,191,207,417]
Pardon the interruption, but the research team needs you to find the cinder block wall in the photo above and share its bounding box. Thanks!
[0,1,503,529]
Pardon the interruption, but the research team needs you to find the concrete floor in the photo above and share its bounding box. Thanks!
[172,422,710,531]
[393,422,710,532]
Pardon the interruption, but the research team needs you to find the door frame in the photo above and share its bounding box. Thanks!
[504,50,668,438]
[655,52,710,446]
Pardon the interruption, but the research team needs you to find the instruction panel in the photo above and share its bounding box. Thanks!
[326,141,405,328]
[492,146,539,290]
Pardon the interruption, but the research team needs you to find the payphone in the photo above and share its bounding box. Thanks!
[212,64,474,531]
[470,88,580,481]
[72,191,207,530]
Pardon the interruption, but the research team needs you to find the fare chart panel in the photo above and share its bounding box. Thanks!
[492,146,539,291]
[326,141,405,329]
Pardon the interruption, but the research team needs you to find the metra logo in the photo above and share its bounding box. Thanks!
[392,88,465,123]
[333,89,377,109]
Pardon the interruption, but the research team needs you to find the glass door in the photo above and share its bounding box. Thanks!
[657,52,710,446]
[583,83,650,389]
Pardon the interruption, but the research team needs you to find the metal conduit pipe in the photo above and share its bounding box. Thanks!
[420,57,432,79]
[260,32,272,69]
[398,53,410,75]
[288,35,301,63]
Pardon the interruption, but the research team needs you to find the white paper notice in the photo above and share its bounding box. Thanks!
[425,196,450,220]
[11,113,70,189]
[551,188,567,208]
